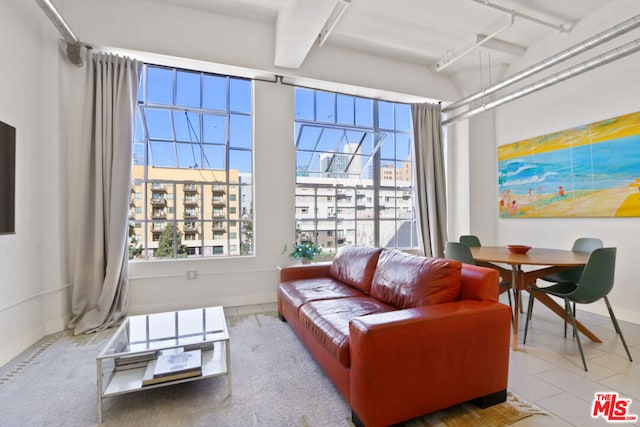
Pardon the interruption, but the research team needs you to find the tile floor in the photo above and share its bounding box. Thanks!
[228,296,640,427]
[495,292,640,426]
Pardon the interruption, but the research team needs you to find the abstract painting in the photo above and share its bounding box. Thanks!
[498,111,640,218]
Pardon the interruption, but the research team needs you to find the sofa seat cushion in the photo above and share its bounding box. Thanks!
[279,278,365,314]
[300,297,396,368]
[371,250,463,309]
[329,245,383,294]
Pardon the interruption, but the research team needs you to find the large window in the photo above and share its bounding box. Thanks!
[294,88,417,253]
[130,65,253,259]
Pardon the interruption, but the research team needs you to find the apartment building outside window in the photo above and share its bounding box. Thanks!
[294,88,418,253]
[129,65,253,259]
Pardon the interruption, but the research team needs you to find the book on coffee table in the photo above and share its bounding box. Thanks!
[141,349,202,386]
[153,348,202,377]
[115,350,158,367]
[141,361,201,385]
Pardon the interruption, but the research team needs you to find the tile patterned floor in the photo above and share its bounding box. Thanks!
[501,293,640,426]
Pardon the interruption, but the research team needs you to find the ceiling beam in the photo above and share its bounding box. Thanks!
[476,34,526,57]
[436,14,514,72]
[274,0,340,69]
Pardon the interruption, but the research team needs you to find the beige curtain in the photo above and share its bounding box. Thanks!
[68,52,141,335]
[411,103,447,257]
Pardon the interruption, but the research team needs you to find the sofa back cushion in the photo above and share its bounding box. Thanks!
[371,250,462,309]
[329,245,383,294]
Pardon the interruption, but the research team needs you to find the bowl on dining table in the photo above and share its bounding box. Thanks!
[506,245,531,254]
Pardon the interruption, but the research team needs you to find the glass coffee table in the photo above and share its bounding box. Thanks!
[96,306,230,422]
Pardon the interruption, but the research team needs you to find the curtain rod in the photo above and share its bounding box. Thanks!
[277,75,439,105]
[77,45,436,105]
[34,0,439,105]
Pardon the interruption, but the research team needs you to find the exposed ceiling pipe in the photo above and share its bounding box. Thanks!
[469,0,571,33]
[442,37,640,126]
[35,0,83,66]
[443,13,640,114]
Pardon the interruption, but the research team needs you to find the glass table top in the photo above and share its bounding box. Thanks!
[98,306,228,359]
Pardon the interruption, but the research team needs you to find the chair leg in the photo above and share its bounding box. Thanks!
[572,301,577,338]
[604,296,633,362]
[563,301,568,338]
[566,297,588,371]
[519,292,524,313]
[505,287,514,325]
[564,301,577,338]
[523,290,536,344]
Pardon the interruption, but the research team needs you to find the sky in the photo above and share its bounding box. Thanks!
[134,65,413,177]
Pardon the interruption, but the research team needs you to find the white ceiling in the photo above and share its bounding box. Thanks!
[158,0,615,75]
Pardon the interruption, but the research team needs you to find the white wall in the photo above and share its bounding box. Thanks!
[0,1,70,366]
[466,0,640,322]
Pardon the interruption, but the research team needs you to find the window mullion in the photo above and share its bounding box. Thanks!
[172,182,177,258]
[199,182,204,257]
[372,101,381,247]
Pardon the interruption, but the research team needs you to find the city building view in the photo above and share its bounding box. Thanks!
[129,165,252,258]
[294,89,418,253]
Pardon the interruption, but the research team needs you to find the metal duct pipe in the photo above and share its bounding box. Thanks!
[469,0,571,33]
[442,38,640,126]
[443,14,640,114]
[35,0,83,66]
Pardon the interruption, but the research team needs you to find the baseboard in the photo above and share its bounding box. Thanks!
[0,285,71,368]
[0,327,47,368]
[579,303,640,325]
[127,293,277,315]
[524,292,640,325]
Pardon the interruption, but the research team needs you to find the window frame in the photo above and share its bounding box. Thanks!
[130,64,254,260]
[294,88,418,253]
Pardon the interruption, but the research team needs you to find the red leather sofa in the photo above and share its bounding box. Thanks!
[278,246,511,427]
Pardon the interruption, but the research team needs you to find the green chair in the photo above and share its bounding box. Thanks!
[445,242,513,315]
[523,247,632,371]
[459,235,481,247]
[539,238,603,335]
[539,237,603,284]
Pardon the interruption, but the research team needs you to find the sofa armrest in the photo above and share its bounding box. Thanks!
[459,264,500,302]
[349,301,511,427]
[278,262,332,282]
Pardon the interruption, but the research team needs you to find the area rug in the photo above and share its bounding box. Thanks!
[409,392,545,427]
[0,309,545,426]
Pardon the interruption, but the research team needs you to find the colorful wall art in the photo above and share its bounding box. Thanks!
[498,111,640,218]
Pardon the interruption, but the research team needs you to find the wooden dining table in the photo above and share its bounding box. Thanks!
[469,246,596,350]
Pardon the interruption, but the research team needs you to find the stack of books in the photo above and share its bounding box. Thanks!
[142,348,202,386]
[114,351,158,371]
